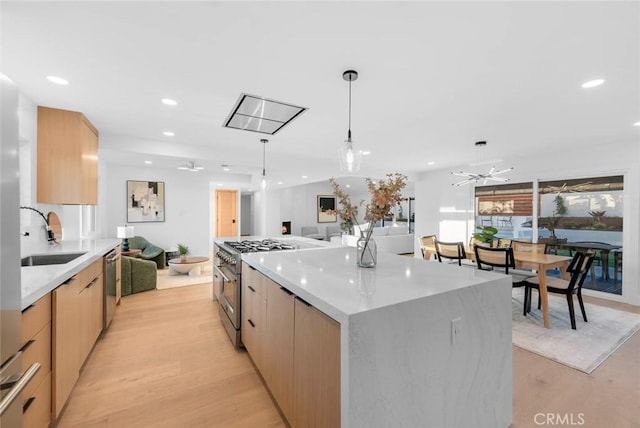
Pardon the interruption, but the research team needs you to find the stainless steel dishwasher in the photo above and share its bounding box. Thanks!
[104,250,118,329]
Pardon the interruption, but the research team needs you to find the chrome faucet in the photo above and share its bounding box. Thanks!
[20,206,55,242]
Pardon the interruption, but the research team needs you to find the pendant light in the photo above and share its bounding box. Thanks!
[260,138,269,190]
[338,69,362,173]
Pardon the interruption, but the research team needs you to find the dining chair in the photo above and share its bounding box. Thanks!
[497,238,512,248]
[613,249,623,285]
[523,251,595,329]
[511,240,547,254]
[435,240,467,266]
[473,246,536,287]
[419,235,437,260]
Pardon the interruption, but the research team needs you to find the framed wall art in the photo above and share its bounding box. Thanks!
[127,180,165,222]
[317,195,337,223]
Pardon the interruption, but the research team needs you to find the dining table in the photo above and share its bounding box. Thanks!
[420,243,572,328]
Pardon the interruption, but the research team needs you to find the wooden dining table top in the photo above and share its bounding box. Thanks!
[420,244,573,328]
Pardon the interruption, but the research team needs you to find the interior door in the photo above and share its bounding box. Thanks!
[216,189,238,237]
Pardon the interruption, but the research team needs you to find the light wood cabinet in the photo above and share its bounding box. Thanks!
[243,267,341,427]
[293,298,341,428]
[21,293,52,428]
[37,106,99,205]
[265,278,295,423]
[241,263,267,373]
[52,276,80,418]
[53,257,104,419]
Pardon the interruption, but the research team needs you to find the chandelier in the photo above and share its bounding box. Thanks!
[451,141,513,186]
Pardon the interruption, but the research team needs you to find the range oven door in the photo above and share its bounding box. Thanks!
[216,265,241,347]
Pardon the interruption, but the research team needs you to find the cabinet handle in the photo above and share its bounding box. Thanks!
[296,297,312,307]
[279,287,293,296]
[249,265,256,271]
[84,277,99,290]
[63,275,77,285]
[19,340,35,353]
[248,285,256,293]
[22,396,36,413]
[248,319,255,328]
[0,362,40,416]
[21,304,34,314]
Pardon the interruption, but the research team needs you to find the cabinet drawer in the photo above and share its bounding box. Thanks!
[22,293,51,342]
[77,258,103,287]
[22,322,52,401]
[242,263,265,297]
[23,371,52,428]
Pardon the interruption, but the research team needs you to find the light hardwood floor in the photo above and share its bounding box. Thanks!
[58,283,640,428]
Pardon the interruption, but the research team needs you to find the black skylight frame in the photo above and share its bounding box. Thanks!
[223,93,308,135]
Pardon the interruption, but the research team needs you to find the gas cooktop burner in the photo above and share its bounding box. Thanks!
[223,239,297,253]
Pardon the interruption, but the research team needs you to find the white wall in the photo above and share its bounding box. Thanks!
[104,163,213,257]
[415,139,640,306]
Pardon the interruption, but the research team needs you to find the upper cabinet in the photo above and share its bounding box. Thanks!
[37,106,98,205]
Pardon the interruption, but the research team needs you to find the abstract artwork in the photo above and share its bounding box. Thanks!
[127,180,165,222]
[317,195,337,223]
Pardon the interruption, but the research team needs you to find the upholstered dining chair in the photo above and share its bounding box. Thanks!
[474,246,536,287]
[435,240,467,266]
[523,251,595,329]
[419,235,437,260]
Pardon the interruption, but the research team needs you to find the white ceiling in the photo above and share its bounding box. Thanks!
[2,1,638,191]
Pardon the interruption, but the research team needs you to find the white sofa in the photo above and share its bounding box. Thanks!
[330,225,415,255]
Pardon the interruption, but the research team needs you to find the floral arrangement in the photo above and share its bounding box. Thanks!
[330,173,407,266]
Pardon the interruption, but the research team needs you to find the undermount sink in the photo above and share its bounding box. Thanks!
[21,252,87,267]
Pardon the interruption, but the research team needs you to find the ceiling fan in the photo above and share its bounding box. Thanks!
[177,161,204,172]
[451,141,513,186]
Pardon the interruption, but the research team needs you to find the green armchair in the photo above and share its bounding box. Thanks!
[128,236,166,269]
[121,256,157,296]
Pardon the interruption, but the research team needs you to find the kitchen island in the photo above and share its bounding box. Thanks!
[242,246,512,428]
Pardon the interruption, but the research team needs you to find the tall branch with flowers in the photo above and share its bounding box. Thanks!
[330,173,407,266]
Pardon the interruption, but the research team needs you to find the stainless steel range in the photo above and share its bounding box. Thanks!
[214,239,307,347]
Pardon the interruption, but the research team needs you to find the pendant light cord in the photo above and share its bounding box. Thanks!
[347,78,352,141]
[262,139,267,176]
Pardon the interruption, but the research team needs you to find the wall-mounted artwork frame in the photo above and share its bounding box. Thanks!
[317,195,337,223]
[127,180,165,222]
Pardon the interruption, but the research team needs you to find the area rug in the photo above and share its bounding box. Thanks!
[511,288,640,374]
[156,268,213,290]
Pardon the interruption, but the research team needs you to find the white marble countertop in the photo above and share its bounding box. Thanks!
[242,246,503,324]
[20,238,120,309]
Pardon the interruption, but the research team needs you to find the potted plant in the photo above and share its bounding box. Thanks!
[472,225,498,246]
[177,243,189,261]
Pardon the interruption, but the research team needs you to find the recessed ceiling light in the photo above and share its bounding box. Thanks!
[217,183,223,186]
[581,79,605,88]
[346,184,351,188]
[362,151,371,155]
[427,161,435,166]
[634,121,640,127]
[301,175,308,179]
[162,98,177,106]
[163,131,175,136]
[46,75,69,85]
[144,160,152,164]
[223,167,230,172]
[277,181,283,185]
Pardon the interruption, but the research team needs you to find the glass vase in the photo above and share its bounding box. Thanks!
[357,235,377,268]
